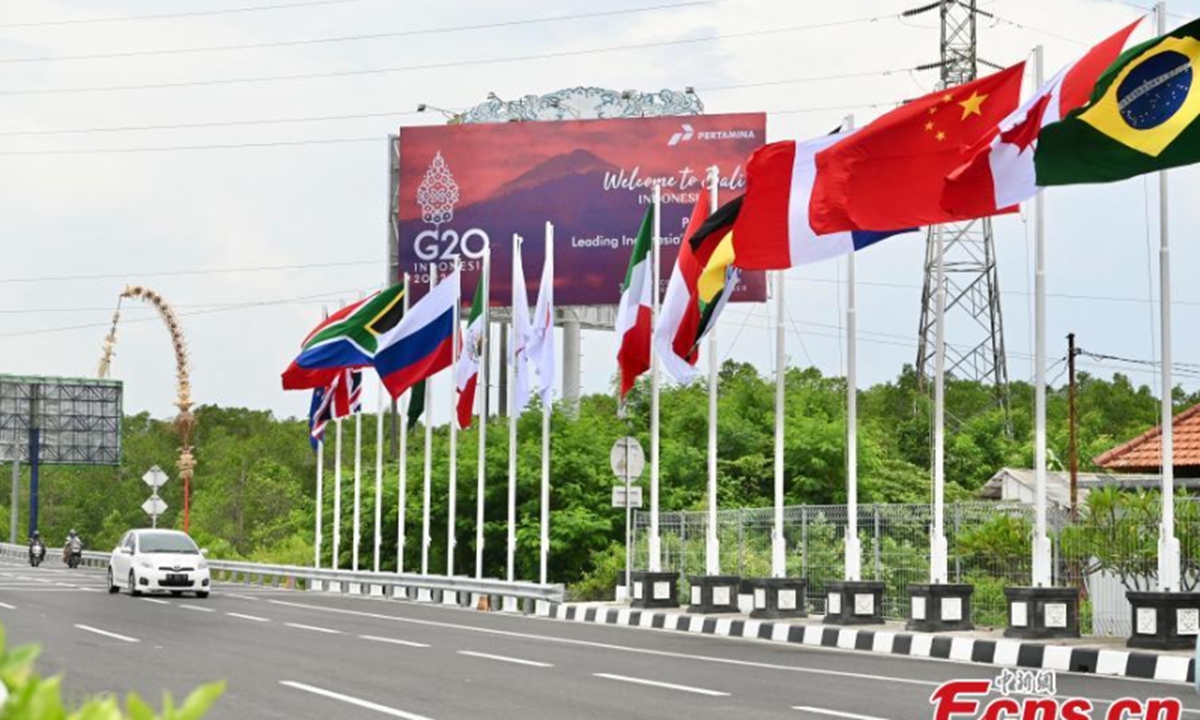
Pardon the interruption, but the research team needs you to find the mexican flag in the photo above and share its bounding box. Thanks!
[1036,17,1200,186]
[455,271,488,429]
[615,207,654,400]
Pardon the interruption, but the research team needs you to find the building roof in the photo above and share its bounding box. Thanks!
[1093,404,1200,471]
[981,467,1200,503]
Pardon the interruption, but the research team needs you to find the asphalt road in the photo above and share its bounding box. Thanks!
[2,556,1197,720]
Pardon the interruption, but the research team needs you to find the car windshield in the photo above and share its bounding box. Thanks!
[138,532,199,554]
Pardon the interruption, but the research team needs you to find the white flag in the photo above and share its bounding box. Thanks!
[510,236,534,413]
[527,224,555,407]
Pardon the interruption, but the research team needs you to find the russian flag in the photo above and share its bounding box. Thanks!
[373,268,459,400]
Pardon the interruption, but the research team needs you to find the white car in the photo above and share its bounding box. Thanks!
[107,529,211,598]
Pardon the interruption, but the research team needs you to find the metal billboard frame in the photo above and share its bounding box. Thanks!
[0,375,123,465]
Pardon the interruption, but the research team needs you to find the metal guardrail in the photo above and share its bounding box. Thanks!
[0,542,564,605]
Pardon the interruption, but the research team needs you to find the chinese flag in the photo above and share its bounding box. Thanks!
[810,63,1026,234]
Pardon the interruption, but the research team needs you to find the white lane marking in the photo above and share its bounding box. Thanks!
[0,601,15,609]
[593,673,729,697]
[141,597,170,605]
[179,604,214,613]
[360,635,430,648]
[80,587,101,593]
[75,624,139,643]
[224,593,260,601]
[226,612,269,622]
[792,707,892,720]
[285,622,340,634]
[279,681,434,720]
[456,650,552,668]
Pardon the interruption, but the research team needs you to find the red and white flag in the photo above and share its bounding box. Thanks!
[942,19,1141,216]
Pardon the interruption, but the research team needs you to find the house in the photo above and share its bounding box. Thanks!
[980,467,1200,505]
[1094,403,1200,476]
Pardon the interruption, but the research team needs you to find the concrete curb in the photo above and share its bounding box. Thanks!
[542,603,1196,686]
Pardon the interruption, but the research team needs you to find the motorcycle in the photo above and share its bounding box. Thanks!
[65,537,83,569]
[29,540,45,568]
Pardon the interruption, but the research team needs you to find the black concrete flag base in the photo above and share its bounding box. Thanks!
[1003,586,1081,639]
[906,583,975,632]
[1126,590,1200,650]
[743,577,809,619]
[630,571,680,609]
[686,575,741,614]
[823,580,885,625]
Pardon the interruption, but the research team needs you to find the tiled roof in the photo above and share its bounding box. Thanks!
[1093,404,1200,470]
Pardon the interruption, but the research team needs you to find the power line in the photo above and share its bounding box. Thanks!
[0,136,380,156]
[0,19,905,96]
[0,259,377,285]
[0,0,365,29]
[0,287,371,340]
[0,76,901,138]
[0,2,719,64]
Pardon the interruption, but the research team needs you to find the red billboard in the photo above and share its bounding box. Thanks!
[396,112,767,306]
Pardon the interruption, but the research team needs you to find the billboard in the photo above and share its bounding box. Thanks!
[396,112,767,306]
[0,375,122,465]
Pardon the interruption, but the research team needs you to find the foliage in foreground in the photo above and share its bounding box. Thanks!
[0,623,224,720]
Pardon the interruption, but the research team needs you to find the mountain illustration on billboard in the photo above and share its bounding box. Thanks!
[492,148,620,199]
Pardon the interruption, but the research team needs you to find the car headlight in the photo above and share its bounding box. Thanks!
[197,559,208,570]
[138,558,154,569]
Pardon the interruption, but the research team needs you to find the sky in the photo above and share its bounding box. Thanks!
[2,0,1200,427]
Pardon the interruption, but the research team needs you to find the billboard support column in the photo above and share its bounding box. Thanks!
[563,316,581,419]
[9,456,17,544]
[28,428,40,537]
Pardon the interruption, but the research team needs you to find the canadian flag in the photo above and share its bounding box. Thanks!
[942,19,1141,217]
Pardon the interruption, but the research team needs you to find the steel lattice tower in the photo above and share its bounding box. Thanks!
[912,0,1009,415]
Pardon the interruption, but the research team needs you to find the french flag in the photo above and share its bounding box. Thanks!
[374,268,459,400]
[731,132,914,270]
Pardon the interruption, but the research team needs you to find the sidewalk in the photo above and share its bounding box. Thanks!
[537,600,1196,686]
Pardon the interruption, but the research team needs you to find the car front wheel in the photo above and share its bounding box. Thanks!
[106,567,119,594]
[128,571,142,597]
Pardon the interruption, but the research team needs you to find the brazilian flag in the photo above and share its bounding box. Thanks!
[1036,18,1200,185]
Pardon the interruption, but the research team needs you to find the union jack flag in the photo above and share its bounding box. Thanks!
[308,369,363,449]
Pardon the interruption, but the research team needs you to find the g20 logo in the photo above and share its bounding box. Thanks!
[413,150,489,261]
[413,227,490,261]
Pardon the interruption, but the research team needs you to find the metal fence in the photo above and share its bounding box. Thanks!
[633,499,1200,631]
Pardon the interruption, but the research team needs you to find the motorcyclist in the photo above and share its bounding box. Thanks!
[28,531,45,566]
[63,529,82,562]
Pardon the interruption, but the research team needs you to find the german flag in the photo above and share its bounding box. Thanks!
[654,195,742,384]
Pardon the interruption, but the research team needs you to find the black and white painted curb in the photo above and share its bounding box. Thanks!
[536,603,1197,686]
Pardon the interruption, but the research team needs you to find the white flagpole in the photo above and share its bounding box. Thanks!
[1030,45,1052,588]
[353,403,363,571]
[507,235,520,583]
[1156,1,1180,593]
[315,438,323,568]
[540,222,554,585]
[705,166,721,577]
[931,223,949,584]
[649,184,663,573]
[449,256,461,577]
[844,113,863,581]
[333,417,342,570]
[476,246,491,579]
[397,273,410,573]
[422,264,438,575]
[374,378,384,572]
[771,270,786,579]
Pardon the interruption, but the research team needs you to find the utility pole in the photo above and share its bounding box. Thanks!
[1068,333,1080,519]
[907,0,1010,427]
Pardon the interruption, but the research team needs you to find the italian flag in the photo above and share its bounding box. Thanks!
[455,271,487,429]
[615,207,654,400]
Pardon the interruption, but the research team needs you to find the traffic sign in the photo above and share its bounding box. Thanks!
[611,485,643,508]
[142,497,168,516]
[610,437,645,482]
[142,466,169,488]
